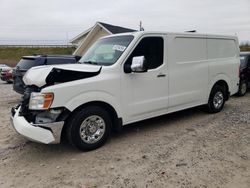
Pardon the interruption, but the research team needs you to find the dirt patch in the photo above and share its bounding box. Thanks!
[0,80,249,188]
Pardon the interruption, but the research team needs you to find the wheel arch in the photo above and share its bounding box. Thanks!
[209,80,229,101]
[62,101,122,141]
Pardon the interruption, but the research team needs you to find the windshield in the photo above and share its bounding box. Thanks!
[240,55,247,68]
[79,35,134,66]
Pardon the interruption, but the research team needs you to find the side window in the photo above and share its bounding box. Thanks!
[126,37,164,70]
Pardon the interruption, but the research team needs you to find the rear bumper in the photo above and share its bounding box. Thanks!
[10,107,64,144]
[0,73,12,81]
[0,76,8,81]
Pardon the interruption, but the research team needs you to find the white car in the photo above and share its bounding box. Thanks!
[11,31,240,151]
[0,64,11,72]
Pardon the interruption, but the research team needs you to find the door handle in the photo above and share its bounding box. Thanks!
[157,73,166,78]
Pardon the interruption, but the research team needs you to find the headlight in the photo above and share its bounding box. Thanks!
[29,92,54,110]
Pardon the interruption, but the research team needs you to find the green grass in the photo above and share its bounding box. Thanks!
[0,47,76,67]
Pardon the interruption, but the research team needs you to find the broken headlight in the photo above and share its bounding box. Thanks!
[29,92,54,110]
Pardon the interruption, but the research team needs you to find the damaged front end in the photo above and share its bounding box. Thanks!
[45,67,101,86]
[23,64,102,88]
[11,86,70,144]
[11,64,102,144]
[16,86,70,124]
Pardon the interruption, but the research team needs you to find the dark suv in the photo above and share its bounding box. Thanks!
[238,52,250,96]
[13,55,81,94]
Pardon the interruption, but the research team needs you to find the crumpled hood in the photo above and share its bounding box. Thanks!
[23,64,102,87]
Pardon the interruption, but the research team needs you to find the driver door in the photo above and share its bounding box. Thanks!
[121,36,168,123]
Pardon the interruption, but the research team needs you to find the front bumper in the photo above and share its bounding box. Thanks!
[10,107,64,144]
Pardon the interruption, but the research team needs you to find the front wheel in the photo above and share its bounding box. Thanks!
[207,85,226,113]
[67,106,112,151]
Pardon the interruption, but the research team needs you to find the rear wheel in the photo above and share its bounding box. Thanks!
[238,81,247,96]
[207,85,226,113]
[67,106,112,151]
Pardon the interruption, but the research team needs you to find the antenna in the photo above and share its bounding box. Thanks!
[186,30,196,33]
[139,21,145,31]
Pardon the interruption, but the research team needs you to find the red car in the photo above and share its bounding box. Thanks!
[0,69,13,83]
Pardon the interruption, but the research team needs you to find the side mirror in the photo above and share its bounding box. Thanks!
[131,56,147,73]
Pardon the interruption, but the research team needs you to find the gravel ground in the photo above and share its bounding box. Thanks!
[0,80,249,188]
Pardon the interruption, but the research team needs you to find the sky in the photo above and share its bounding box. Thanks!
[0,0,249,44]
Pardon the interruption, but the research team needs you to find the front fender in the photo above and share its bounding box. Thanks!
[63,91,122,118]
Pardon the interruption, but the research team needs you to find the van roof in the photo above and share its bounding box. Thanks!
[101,31,238,40]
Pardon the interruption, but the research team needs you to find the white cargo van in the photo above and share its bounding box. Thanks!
[11,31,240,151]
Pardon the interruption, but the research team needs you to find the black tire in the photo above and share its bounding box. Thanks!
[207,85,226,113]
[67,106,112,151]
[238,81,247,96]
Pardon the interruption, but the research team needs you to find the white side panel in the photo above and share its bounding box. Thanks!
[168,36,208,109]
[207,38,240,95]
[207,39,237,59]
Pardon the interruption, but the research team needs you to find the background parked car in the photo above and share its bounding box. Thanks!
[0,68,13,83]
[0,64,11,72]
[238,52,250,96]
[13,55,81,94]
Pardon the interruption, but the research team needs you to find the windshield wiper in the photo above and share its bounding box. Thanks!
[82,61,99,65]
